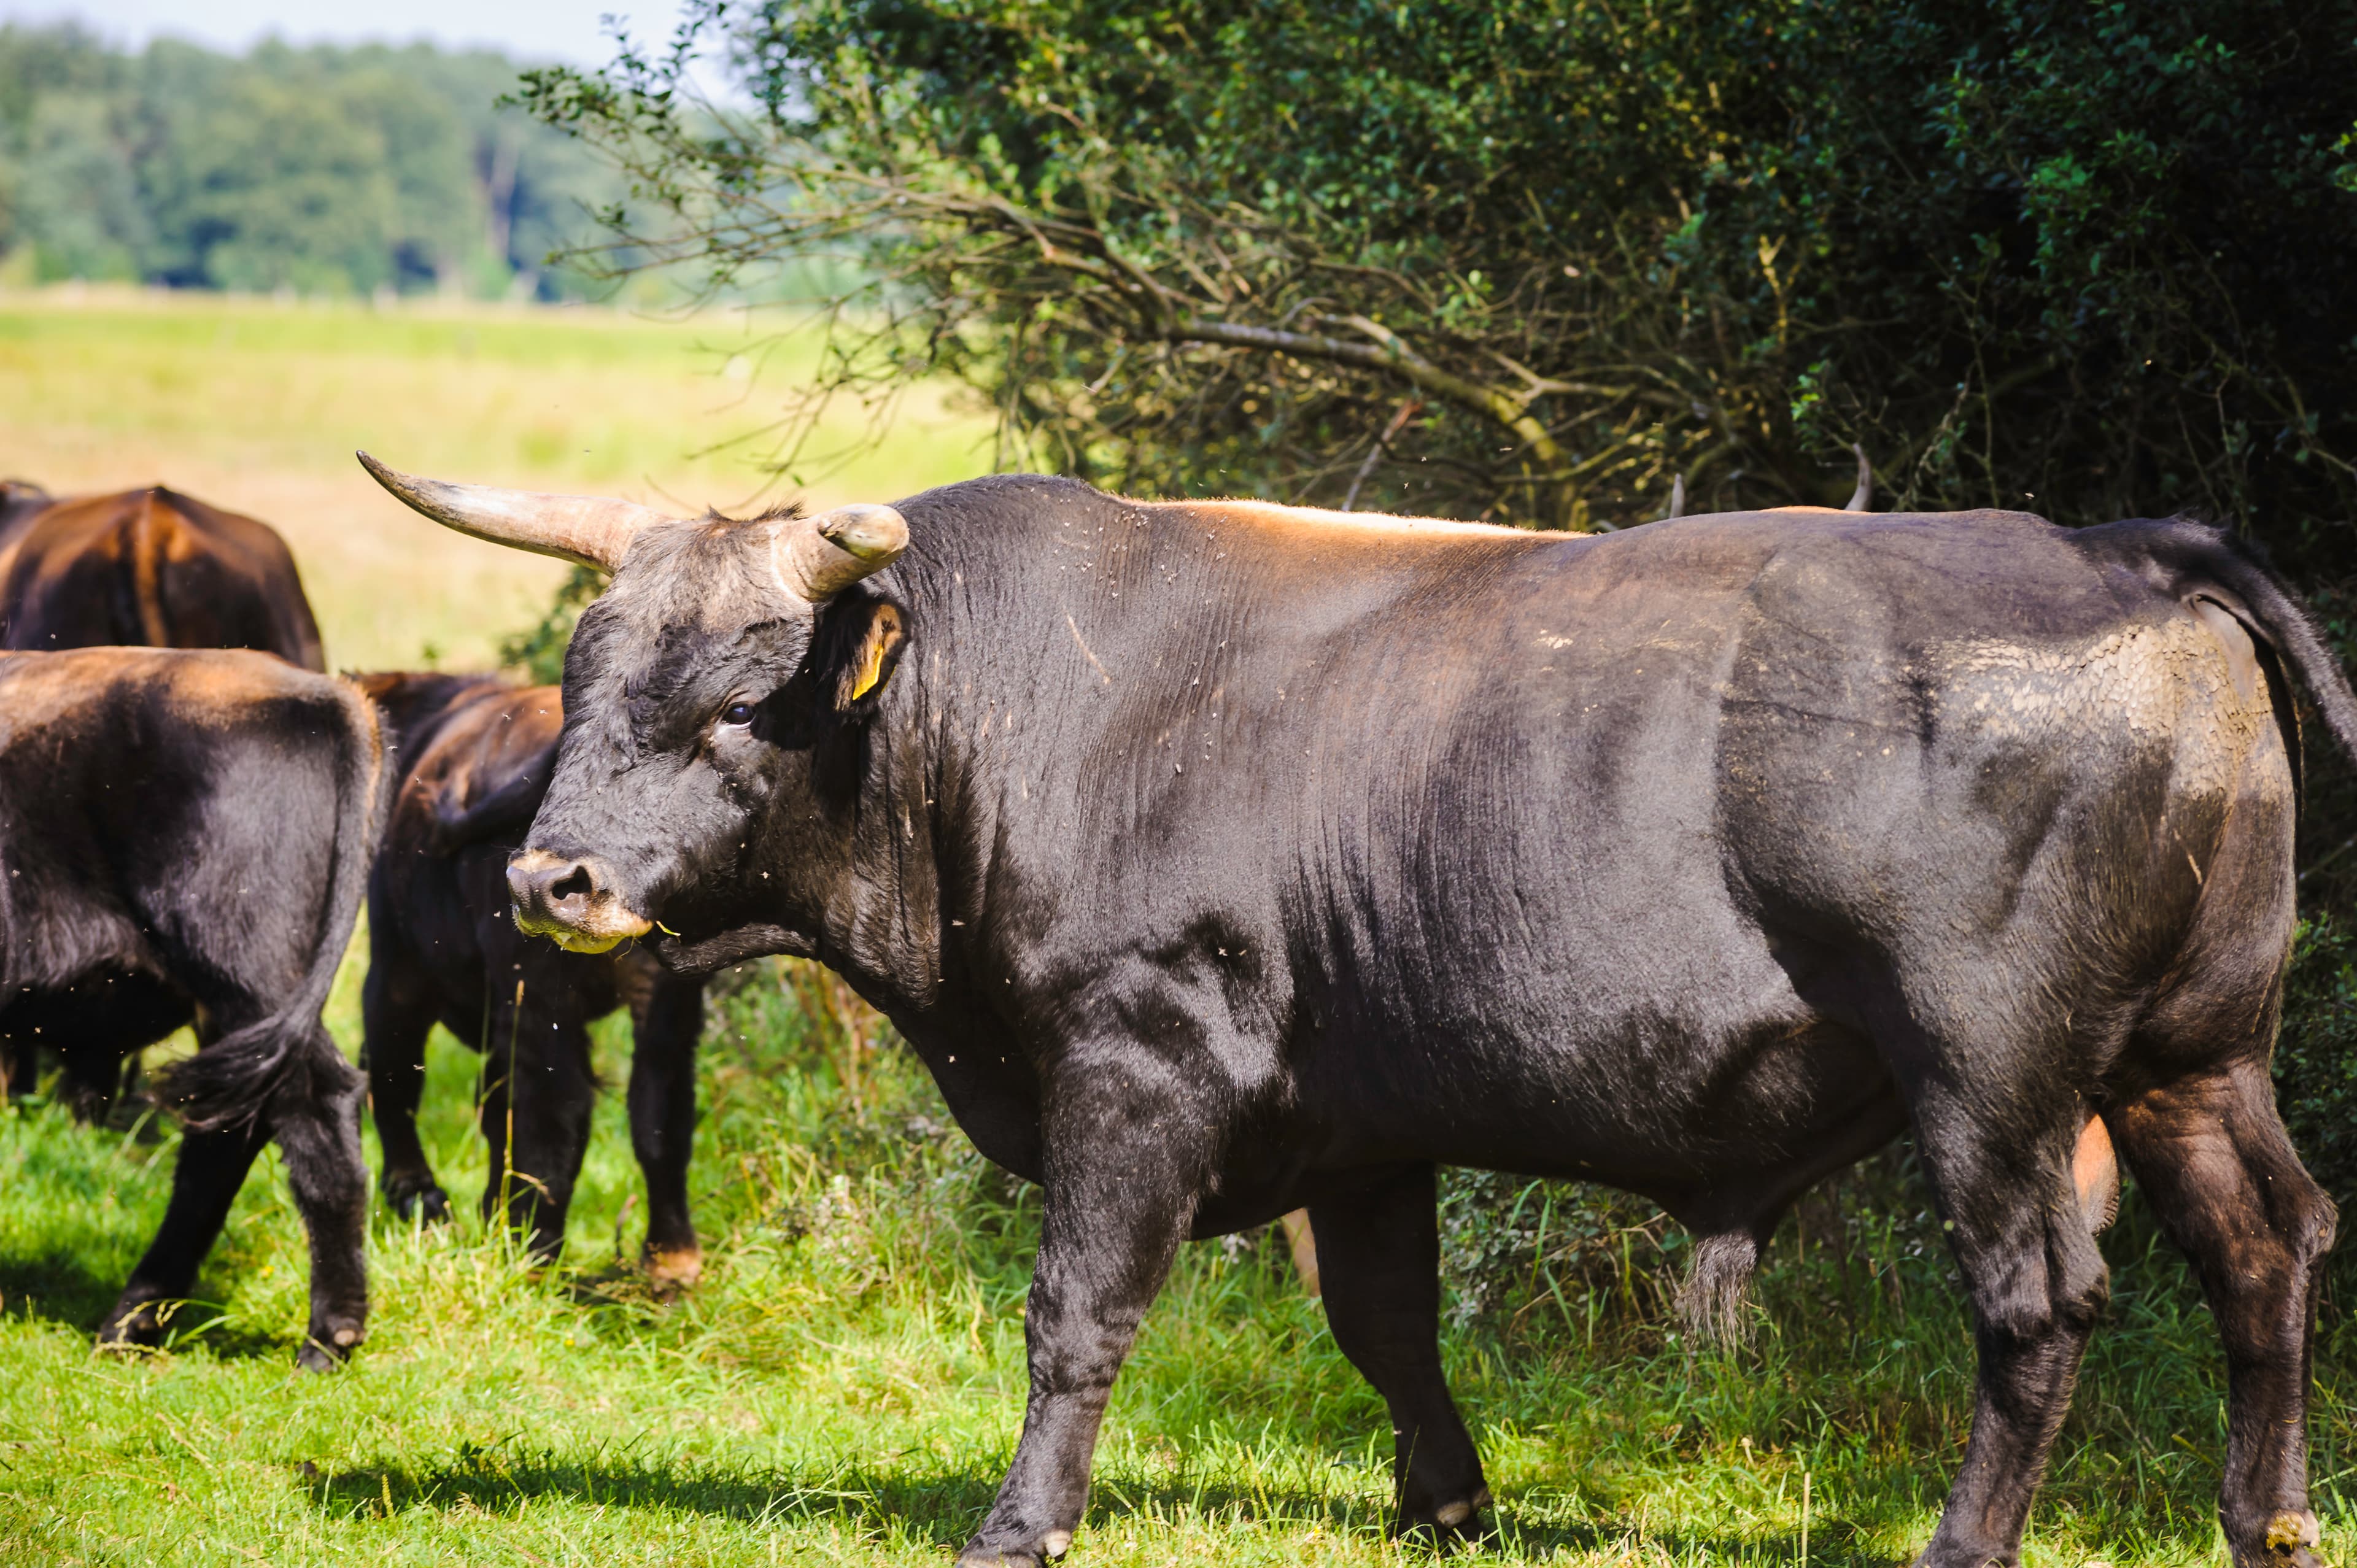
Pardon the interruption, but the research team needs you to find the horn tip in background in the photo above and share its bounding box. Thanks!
[1844,443,1874,512]
[819,504,910,563]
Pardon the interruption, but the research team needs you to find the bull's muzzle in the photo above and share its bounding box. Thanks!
[507,848,652,954]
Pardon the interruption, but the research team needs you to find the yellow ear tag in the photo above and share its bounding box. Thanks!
[850,638,887,701]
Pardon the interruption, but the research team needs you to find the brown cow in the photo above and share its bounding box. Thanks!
[0,487,324,671]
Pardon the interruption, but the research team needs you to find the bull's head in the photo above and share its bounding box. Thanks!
[357,453,907,954]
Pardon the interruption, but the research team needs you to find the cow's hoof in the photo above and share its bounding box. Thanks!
[384,1175,450,1224]
[1401,1487,1492,1545]
[96,1295,169,1350]
[297,1321,364,1372]
[644,1243,703,1292]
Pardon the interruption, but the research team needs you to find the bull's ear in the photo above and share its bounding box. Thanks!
[814,594,906,716]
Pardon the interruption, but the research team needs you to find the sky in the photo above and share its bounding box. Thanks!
[0,0,695,66]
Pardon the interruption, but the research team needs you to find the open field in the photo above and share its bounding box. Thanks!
[0,286,994,670]
[4,964,2350,1567]
[0,288,2353,1566]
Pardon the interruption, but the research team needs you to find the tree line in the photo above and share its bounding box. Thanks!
[0,25,625,299]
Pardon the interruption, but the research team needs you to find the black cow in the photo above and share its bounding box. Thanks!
[0,486,326,671]
[354,671,708,1282]
[0,647,385,1368]
[363,452,2352,1568]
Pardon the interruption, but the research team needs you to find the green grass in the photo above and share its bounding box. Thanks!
[3,950,2351,1565]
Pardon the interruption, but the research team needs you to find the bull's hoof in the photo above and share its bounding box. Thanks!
[644,1243,703,1292]
[956,1527,1072,1566]
[2258,1509,2323,1567]
[383,1173,451,1224]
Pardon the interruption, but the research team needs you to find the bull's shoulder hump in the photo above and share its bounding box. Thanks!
[1147,498,1536,544]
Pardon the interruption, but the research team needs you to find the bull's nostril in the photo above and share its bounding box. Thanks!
[551,867,595,902]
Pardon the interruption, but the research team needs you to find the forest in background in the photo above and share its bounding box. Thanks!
[0,24,626,299]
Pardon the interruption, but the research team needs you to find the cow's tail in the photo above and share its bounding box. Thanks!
[2099,518,2357,773]
[163,681,390,1131]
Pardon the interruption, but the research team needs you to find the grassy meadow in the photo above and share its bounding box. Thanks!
[0,285,993,670]
[0,288,2352,1566]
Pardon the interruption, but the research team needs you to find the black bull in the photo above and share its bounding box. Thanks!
[365,458,2355,1568]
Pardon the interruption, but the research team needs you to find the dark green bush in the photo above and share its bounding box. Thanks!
[2277,915,2357,1203]
[524,0,2357,541]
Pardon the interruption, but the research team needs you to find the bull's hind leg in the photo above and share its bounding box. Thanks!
[1902,1075,2112,1568]
[2109,1065,2332,1568]
[1309,1162,1489,1538]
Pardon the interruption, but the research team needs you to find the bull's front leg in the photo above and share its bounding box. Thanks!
[958,1054,1210,1567]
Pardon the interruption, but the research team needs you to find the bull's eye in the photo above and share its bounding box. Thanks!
[721,701,758,727]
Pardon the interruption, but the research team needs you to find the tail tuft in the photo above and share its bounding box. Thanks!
[1676,1230,1760,1347]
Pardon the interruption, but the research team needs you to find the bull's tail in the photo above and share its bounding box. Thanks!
[161,681,390,1130]
[1675,1230,1761,1348]
[2090,518,2357,771]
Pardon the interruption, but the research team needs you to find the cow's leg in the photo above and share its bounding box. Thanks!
[268,1044,371,1370]
[2108,1065,2332,1568]
[627,970,704,1288]
[101,1117,270,1348]
[1906,1083,2111,1568]
[1310,1162,1488,1537]
[958,1060,1207,1567]
[478,995,595,1259]
[362,946,449,1222]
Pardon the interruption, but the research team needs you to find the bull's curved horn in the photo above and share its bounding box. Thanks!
[774,503,908,601]
[356,452,673,571]
[1664,473,1686,520]
[1844,444,1874,512]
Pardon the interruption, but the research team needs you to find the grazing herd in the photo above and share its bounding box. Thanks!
[0,479,704,1372]
[1,454,2352,1568]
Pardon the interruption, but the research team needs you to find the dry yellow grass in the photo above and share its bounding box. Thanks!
[0,285,995,670]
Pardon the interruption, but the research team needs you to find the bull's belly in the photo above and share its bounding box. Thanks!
[1196,998,1905,1232]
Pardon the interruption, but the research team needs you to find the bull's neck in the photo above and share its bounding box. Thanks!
[805,482,1144,1015]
